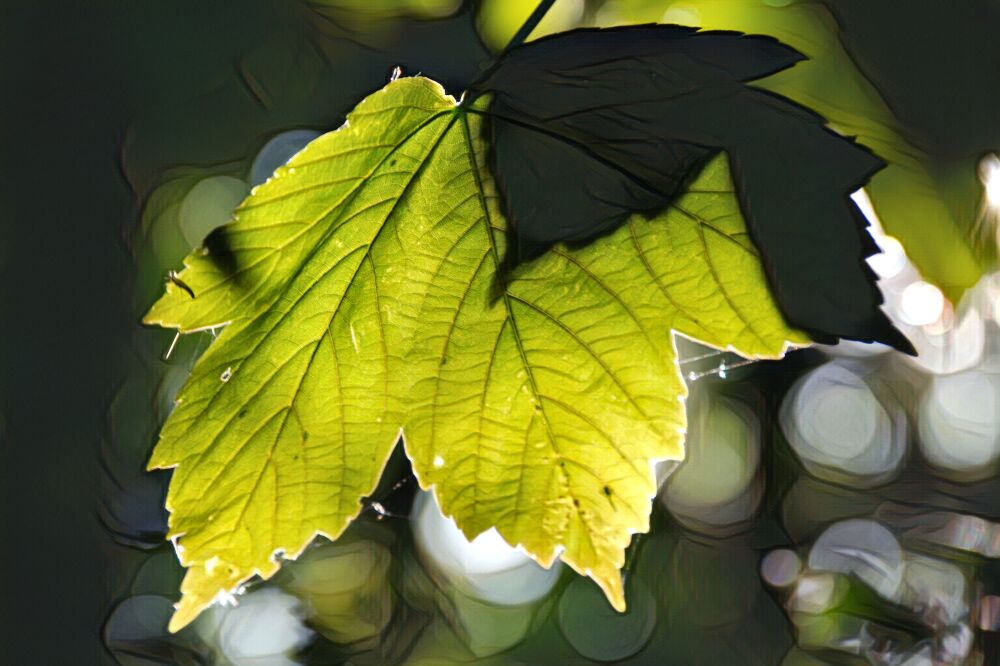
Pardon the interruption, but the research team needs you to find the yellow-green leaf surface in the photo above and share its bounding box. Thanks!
[146,76,806,631]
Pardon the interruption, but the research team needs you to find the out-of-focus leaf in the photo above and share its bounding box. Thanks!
[591,0,997,301]
[823,0,1000,161]
[145,77,804,630]
[476,0,585,51]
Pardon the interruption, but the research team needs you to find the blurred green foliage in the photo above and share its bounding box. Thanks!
[477,0,997,303]
[100,2,1000,664]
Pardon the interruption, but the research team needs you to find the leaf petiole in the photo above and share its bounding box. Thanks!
[463,0,557,106]
[503,0,557,53]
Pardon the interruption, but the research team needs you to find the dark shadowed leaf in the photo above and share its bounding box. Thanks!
[584,1,999,302]
[474,25,912,353]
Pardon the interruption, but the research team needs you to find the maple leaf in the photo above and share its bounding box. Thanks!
[475,24,911,352]
[146,76,806,630]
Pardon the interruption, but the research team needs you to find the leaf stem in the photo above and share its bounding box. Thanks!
[504,0,557,53]
[464,0,557,100]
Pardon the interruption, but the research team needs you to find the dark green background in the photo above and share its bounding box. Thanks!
[0,3,486,661]
[3,2,999,663]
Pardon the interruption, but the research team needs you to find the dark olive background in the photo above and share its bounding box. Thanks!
[3,1,999,663]
[0,2,486,661]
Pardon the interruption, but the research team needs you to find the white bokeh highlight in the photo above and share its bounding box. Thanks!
[661,397,762,532]
[919,369,1000,476]
[808,520,904,602]
[250,129,323,187]
[980,153,1000,209]
[201,587,313,666]
[412,491,562,606]
[780,361,906,486]
[179,176,248,247]
[899,281,946,326]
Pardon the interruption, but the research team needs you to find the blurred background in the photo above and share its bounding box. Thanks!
[3,0,999,663]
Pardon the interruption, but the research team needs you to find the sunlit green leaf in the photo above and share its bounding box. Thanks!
[146,77,804,631]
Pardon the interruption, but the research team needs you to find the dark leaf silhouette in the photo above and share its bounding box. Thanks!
[474,25,913,353]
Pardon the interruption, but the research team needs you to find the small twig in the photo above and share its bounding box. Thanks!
[679,349,724,366]
[685,358,757,382]
[504,0,557,53]
[163,331,181,361]
[466,0,558,99]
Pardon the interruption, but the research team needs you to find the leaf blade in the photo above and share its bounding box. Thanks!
[399,104,803,610]
[149,78,459,631]
[144,78,457,332]
[147,77,804,630]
